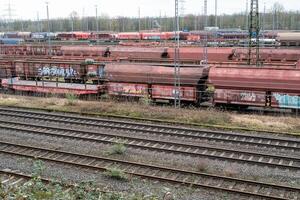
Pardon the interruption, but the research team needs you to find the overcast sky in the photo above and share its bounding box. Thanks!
[1,0,299,20]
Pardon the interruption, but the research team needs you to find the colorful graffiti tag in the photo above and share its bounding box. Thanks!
[240,92,257,102]
[273,93,300,109]
[38,66,78,78]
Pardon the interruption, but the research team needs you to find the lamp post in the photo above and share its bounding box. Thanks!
[46,2,52,56]
[95,5,99,32]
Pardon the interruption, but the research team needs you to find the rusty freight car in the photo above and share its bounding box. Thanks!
[14,59,104,83]
[104,63,209,103]
[209,63,300,110]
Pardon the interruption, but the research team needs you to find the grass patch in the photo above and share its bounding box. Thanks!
[139,95,152,106]
[107,140,127,155]
[0,160,160,199]
[65,93,78,106]
[223,167,239,178]
[197,160,209,173]
[1,94,300,134]
[104,167,128,180]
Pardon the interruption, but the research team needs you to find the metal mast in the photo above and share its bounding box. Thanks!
[245,0,249,30]
[179,0,185,30]
[215,0,218,27]
[3,0,15,31]
[95,5,98,32]
[247,0,260,66]
[37,12,41,32]
[174,0,181,108]
[46,2,52,56]
[138,7,141,34]
[203,0,208,65]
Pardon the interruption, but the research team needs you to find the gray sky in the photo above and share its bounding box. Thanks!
[1,0,300,20]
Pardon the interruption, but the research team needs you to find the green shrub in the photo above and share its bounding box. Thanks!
[108,141,127,155]
[104,167,128,180]
[139,95,152,106]
[65,93,78,106]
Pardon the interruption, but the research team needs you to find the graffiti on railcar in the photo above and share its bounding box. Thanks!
[273,93,300,109]
[87,65,105,78]
[108,83,148,96]
[38,66,78,77]
[240,92,257,102]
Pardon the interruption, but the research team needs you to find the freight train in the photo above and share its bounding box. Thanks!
[1,31,299,47]
[1,59,300,111]
[1,45,300,64]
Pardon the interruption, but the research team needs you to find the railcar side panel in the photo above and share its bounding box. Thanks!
[107,82,148,97]
[213,89,266,107]
[151,85,197,102]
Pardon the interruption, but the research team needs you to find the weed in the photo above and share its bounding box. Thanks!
[252,175,260,181]
[32,160,45,179]
[107,140,127,155]
[197,160,209,172]
[222,192,230,200]
[104,167,128,180]
[65,93,78,106]
[223,167,239,178]
[139,95,152,106]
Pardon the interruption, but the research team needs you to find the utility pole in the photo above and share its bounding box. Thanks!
[8,0,12,31]
[262,2,266,31]
[215,0,218,27]
[180,0,185,30]
[203,0,208,65]
[174,0,181,108]
[3,0,15,31]
[95,5,98,44]
[82,8,85,31]
[37,12,41,32]
[138,7,141,33]
[245,0,249,30]
[71,15,74,44]
[159,10,162,31]
[95,5,99,32]
[262,2,266,47]
[248,0,260,66]
[194,14,197,30]
[46,2,52,56]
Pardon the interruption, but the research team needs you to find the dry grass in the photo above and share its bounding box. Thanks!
[0,94,300,134]
[107,142,127,155]
[196,160,209,173]
[223,167,240,178]
[231,114,300,132]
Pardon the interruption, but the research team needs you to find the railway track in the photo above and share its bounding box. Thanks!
[0,114,300,171]
[0,140,299,199]
[0,107,299,153]
[0,169,35,187]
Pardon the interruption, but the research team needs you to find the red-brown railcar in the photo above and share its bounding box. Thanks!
[209,64,300,109]
[14,60,104,83]
[231,48,300,63]
[104,63,209,102]
[117,32,141,40]
[168,47,234,63]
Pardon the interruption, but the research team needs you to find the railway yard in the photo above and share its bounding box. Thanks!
[0,94,298,199]
[1,0,300,199]
[0,44,300,199]
[0,43,300,199]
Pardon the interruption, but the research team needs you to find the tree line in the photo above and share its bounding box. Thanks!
[1,4,299,33]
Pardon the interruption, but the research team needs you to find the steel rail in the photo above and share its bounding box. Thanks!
[0,107,299,153]
[0,140,299,199]
[0,117,299,170]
